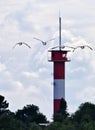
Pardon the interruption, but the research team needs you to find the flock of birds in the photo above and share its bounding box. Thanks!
[12,37,55,49]
[51,45,93,52]
[12,37,94,52]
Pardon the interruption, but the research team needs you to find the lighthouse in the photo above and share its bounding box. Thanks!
[48,16,70,114]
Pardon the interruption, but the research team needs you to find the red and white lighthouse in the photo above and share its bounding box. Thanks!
[48,50,70,114]
[48,16,70,114]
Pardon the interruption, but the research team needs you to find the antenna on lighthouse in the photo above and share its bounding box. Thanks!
[59,12,62,51]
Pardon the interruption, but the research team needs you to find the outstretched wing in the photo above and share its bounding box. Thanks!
[85,45,93,50]
[72,45,93,52]
[76,45,93,50]
[51,45,64,49]
[22,42,31,48]
[33,37,44,43]
[51,45,75,51]
[62,45,75,49]
[12,43,19,49]
[75,46,82,48]
[51,46,59,49]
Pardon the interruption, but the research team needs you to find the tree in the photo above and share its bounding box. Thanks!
[0,95,9,115]
[29,122,41,130]
[71,102,95,123]
[58,98,69,117]
[46,122,60,130]
[80,121,95,130]
[53,98,69,122]
[46,120,77,130]
[16,104,48,126]
[0,110,24,130]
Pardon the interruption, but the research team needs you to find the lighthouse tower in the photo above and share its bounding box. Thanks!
[48,16,70,114]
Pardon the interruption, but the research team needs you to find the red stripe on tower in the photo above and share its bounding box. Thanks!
[48,50,70,114]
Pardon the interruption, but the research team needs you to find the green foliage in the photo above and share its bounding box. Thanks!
[46,120,77,130]
[59,99,69,117]
[53,99,69,122]
[72,102,95,123]
[48,102,95,130]
[59,98,67,113]
[53,113,65,122]
[29,122,41,130]
[1,95,95,130]
[0,95,47,130]
[16,104,48,125]
[0,95,9,114]
[0,111,24,130]
[46,122,60,130]
[80,121,95,130]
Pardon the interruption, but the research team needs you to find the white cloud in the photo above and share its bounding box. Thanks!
[23,71,39,78]
[0,63,6,72]
[0,0,95,121]
[70,67,86,73]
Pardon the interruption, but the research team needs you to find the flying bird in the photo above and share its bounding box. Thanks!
[51,45,76,51]
[61,45,76,51]
[73,45,93,52]
[12,42,31,49]
[33,37,55,45]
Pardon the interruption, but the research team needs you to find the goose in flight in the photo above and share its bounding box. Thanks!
[73,45,93,52]
[33,37,55,45]
[13,42,31,49]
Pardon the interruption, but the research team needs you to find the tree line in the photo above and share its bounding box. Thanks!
[0,95,95,130]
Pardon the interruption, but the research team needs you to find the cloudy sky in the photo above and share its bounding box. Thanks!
[0,0,95,121]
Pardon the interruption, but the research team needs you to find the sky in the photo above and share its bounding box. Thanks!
[0,0,95,121]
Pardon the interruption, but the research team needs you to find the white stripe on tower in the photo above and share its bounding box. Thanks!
[54,79,65,99]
